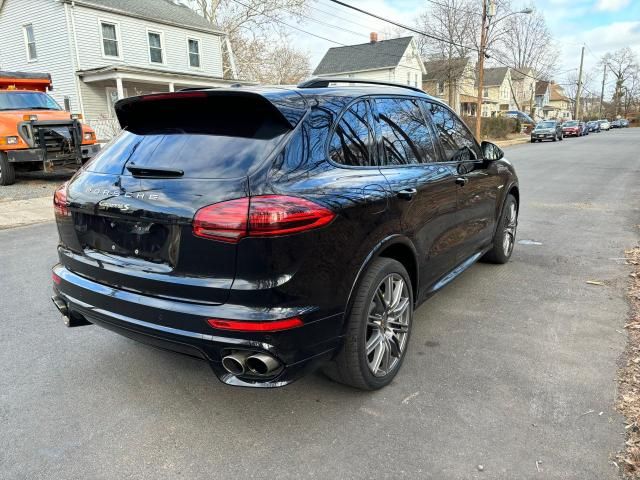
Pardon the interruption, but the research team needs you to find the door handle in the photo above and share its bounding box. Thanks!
[455,177,469,186]
[396,188,417,200]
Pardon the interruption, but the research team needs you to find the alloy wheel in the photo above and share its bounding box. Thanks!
[502,203,517,256]
[365,274,411,377]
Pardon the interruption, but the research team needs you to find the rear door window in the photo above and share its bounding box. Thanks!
[424,101,481,162]
[373,98,438,166]
[329,100,376,167]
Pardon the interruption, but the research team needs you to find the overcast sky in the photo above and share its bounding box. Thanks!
[290,0,640,96]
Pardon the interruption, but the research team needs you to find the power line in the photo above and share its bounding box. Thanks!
[325,0,480,53]
[311,0,384,31]
[229,0,425,73]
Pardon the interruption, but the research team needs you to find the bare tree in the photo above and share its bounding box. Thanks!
[622,65,640,115]
[257,39,311,84]
[415,0,478,108]
[601,47,639,116]
[493,6,558,78]
[184,0,309,81]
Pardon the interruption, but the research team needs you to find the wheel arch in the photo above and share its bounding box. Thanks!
[344,235,419,326]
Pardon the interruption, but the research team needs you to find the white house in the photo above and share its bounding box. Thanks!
[0,0,238,138]
[313,34,426,88]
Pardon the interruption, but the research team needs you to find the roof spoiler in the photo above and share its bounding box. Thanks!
[298,77,424,94]
[115,89,306,136]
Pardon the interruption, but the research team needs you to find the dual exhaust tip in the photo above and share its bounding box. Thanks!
[222,351,281,377]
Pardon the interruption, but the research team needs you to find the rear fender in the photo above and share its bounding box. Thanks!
[341,235,418,334]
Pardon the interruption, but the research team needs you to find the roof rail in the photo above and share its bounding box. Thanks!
[297,77,425,94]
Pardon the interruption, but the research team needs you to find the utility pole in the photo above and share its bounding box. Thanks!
[599,63,607,118]
[574,45,585,120]
[475,0,490,140]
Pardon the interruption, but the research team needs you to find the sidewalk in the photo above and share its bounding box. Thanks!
[494,135,530,148]
[0,196,53,229]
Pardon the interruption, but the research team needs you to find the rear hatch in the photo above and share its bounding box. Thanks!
[56,89,306,305]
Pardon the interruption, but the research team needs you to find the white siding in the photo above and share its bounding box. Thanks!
[328,69,394,82]
[0,0,79,111]
[71,5,223,78]
[393,42,423,88]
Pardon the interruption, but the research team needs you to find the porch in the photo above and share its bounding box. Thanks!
[76,66,243,140]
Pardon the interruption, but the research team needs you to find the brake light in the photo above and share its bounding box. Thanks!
[53,183,70,217]
[207,317,304,332]
[52,272,62,285]
[193,195,335,243]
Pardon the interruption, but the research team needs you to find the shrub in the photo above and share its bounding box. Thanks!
[462,116,519,139]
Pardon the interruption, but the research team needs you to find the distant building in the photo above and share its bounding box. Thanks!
[313,34,425,88]
[510,68,536,115]
[535,81,572,121]
[477,67,513,117]
[422,57,476,115]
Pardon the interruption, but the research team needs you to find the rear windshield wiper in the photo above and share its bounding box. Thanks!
[126,165,184,178]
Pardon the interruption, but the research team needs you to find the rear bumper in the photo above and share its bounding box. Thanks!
[51,264,343,387]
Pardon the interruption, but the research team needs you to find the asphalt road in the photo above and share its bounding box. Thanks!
[1,129,639,479]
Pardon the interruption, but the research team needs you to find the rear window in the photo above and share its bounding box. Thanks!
[87,94,292,179]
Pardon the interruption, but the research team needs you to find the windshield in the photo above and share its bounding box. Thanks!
[0,92,62,111]
[564,121,578,127]
[536,122,555,129]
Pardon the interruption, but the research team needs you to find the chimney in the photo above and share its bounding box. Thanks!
[370,32,378,43]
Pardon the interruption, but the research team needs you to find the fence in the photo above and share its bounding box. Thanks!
[85,117,121,143]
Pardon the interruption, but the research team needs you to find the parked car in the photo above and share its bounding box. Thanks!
[0,71,100,185]
[531,120,563,142]
[50,78,520,390]
[579,122,589,135]
[598,119,611,131]
[587,120,601,132]
[562,120,582,137]
[611,119,622,128]
[504,110,535,124]
[620,119,630,128]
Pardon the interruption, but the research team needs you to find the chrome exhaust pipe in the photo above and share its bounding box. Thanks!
[51,296,68,316]
[246,353,281,376]
[221,351,252,375]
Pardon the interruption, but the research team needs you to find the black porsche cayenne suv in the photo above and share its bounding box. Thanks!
[51,78,519,390]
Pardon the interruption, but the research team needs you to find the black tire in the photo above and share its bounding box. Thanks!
[0,153,16,186]
[482,194,518,264]
[323,257,413,390]
[552,134,557,142]
[530,139,535,143]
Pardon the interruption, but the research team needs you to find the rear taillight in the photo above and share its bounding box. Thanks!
[193,195,335,243]
[53,183,70,217]
[207,317,304,332]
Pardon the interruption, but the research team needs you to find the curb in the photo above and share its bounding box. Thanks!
[494,137,531,148]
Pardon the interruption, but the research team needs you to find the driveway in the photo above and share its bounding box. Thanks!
[1,129,639,479]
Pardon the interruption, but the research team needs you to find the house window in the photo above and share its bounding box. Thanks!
[414,73,418,88]
[407,72,411,86]
[148,31,164,64]
[101,22,119,57]
[23,24,37,61]
[436,81,444,95]
[188,38,200,68]
[483,87,489,97]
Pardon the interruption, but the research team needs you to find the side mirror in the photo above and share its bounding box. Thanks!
[481,141,504,161]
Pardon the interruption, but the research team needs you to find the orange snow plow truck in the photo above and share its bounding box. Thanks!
[0,71,100,185]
